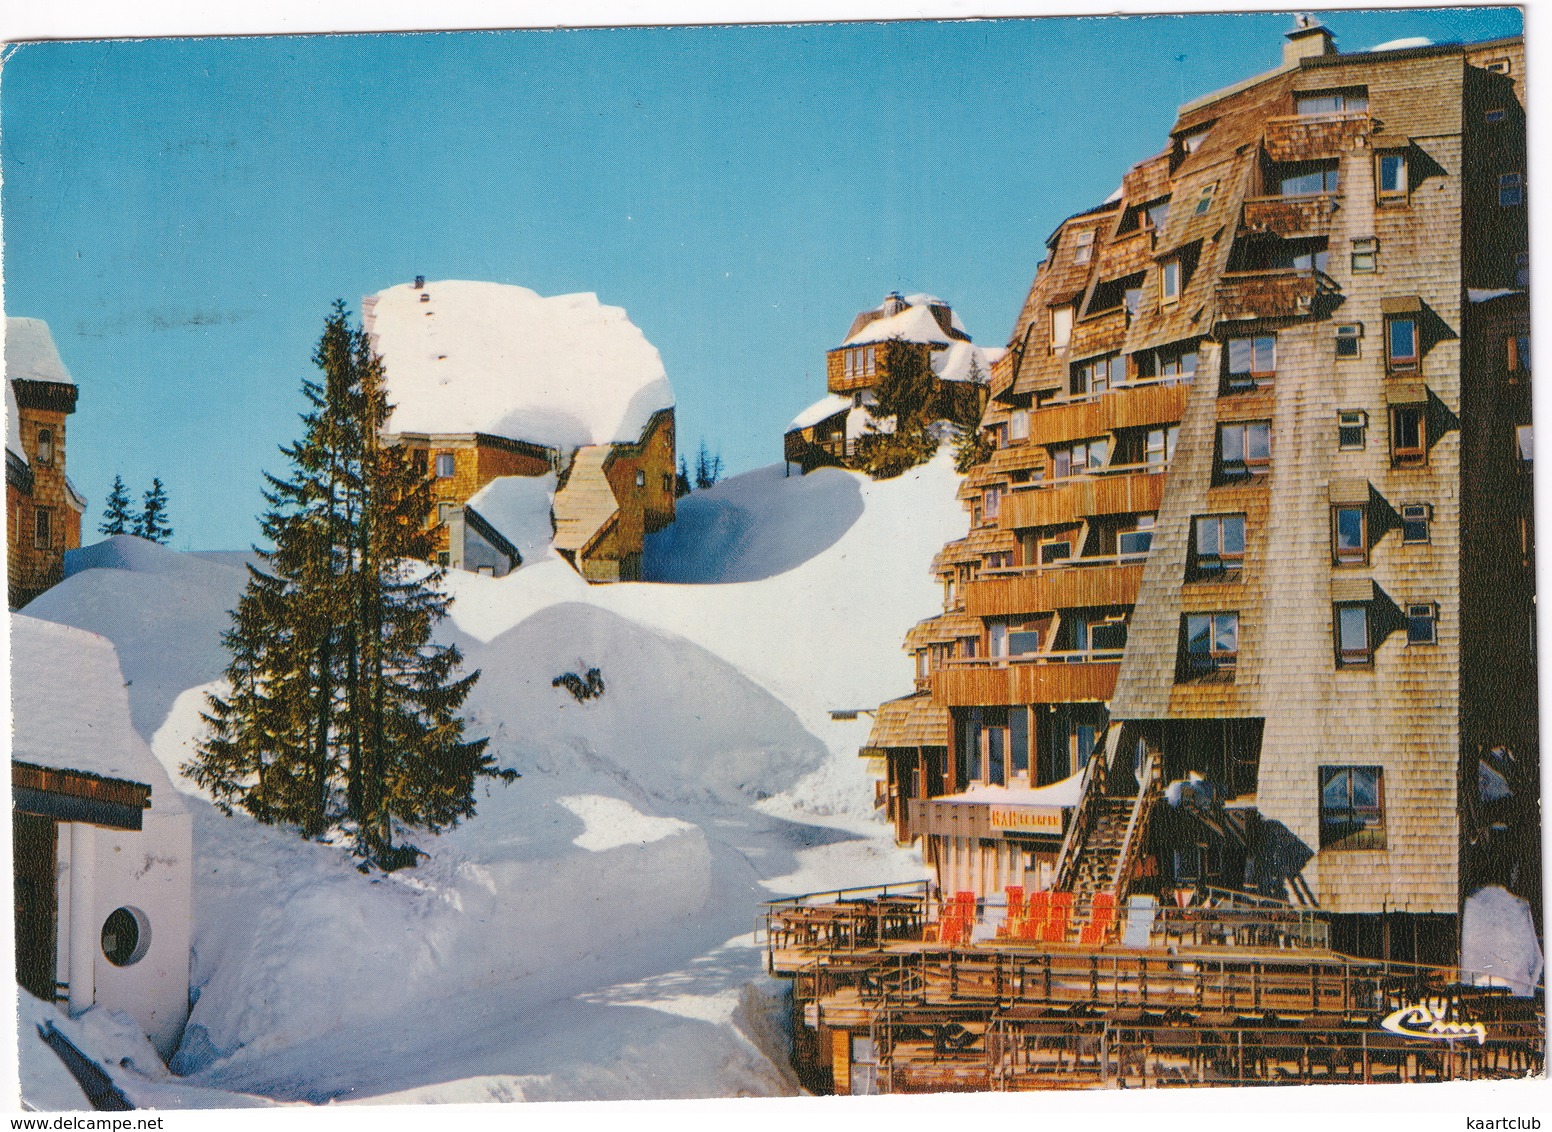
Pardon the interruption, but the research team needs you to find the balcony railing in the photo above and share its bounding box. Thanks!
[1001,471,1169,529]
[1263,110,1373,161]
[931,659,1121,706]
[966,562,1145,617]
[981,550,1149,578]
[1214,267,1341,323]
[1241,193,1341,237]
[943,648,1126,668]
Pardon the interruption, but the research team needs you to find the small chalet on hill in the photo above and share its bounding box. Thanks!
[6,319,87,608]
[784,293,1002,473]
[365,279,677,583]
[11,615,192,1059]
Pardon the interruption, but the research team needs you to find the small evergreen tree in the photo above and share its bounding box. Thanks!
[856,337,941,480]
[693,440,723,490]
[675,456,691,497]
[133,478,174,544]
[187,302,511,869]
[99,475,133,536]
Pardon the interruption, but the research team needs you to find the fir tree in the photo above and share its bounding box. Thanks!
[675,456,691,498]
[133,478,174,544]
[99,475,133,536]
[693,440,723,490]
[856,337,941,480]
[187,302,511,869]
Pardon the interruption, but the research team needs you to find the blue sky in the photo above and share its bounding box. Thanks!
[2,7,1523,550]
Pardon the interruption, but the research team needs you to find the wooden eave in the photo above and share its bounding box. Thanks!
[12,760,150,831]
[864,692,950,751]
[10,379,79,415]
[903,612,984,649]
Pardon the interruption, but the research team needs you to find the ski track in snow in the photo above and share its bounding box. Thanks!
[19,457,964,1107]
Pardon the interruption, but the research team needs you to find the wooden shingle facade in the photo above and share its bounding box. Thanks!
[867,27,1533,966]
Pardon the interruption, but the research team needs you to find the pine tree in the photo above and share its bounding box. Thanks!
[133,478,174,544]
[675,456,691,497]
[855,337,941,479]
[693,440,723,490]
[99,475,133,536]
[186,302,510,869]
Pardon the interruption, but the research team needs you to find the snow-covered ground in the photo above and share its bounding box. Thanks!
[16,454,965,1108]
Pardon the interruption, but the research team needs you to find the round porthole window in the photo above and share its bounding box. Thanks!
[101,906,151,967]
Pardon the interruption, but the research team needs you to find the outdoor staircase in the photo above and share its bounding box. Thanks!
[1069,798,1132,917]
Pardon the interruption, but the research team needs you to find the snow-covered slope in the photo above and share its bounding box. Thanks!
[17,455,963,1107]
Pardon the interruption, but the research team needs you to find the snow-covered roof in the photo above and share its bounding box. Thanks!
[366,281,674,452]
[931,341,1002,385]
[466,473,557,566]
[5,317,76,388]
[788,394,852,431]
[842,303,954,348]
[10,615,183,811]
[937,771,1084,809]
[1368,36,1433,51]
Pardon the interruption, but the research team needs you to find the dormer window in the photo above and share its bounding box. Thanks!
[1277,160,1339,197]
[1377,152,1408,200]
[1295,88,1368,116]
[1193,182,1218,215]
[435,453,456,478]
[1050,304,1074,350]
[1072,229,1096,265]
[1160,258,1181,304]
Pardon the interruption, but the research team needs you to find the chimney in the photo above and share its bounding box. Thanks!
[414,275,426,289]
[882,292,907,317]
[1284,16,1336,66]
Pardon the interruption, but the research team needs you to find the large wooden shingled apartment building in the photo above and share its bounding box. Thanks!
[769,22,1539,1094]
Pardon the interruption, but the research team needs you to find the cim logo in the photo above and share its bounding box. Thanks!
[1380,998,1487,1045]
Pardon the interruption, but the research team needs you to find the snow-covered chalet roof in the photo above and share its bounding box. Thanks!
[842,302,954,348]
[6,317,77,388]
[365,281,674,453]
[932,341,1004,385]
[10,615,184,812]
[466,473,557,566]
[788,394,852,431]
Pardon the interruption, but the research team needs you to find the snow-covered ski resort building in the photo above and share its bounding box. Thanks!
[784,293,1001,474]
[766,24,1542,1094]
[365,279,677,582]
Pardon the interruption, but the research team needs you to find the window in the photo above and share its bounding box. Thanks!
[1350,238,1378,274]
[100,907,151,967]
[1145,425,1178,472]
[435,453,456,478]
[1218,421,1271,478]
[1338,410,1367,449]
[662,473,673,494]
[1040,539,1073,565]
[1385,317,1419,371]
[635,469,647,488]
[1277,160,1339,197]
[1319,766,1385,849]
[436,502,457,524]
[1390,403,1427,467]
[1335,324,1363,359]
[1193,182,1217,215]
[1050,437,1109,478]
[33,507,51,550]
[1050,304,1074,350]
[1332,505,1368,566]
[1118,516,1155,560]
[1072,228,1095,265]
[1486,108,1506,124]
[35,428,53,465]
[1515,252,1529,288]
[1072,353,1124,397]
[1401,503,1431,543]
[1484,57,1511,75]
[1334,603,1371,666]
[1160,258,1181,304]
[1225,335,1276,390]
[1516,425,1533,462]
[1180,612,1238,680]
[983,486,1002,521]
[1124,282,1145,317]
[1157,348,1198,381]
[1295,88,1367,115]
[1406,602,1437,645]
[1376,152,1408,199]
[1009,409,1030,441]
[1008,625,1042,656]
[1499,173,1524,207]
[1089,273,1146,317]
[1179,126,1211,155]
[1191,514,1246,578]
[990,621,1008,658]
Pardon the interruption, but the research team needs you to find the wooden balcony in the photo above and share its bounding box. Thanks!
[1241,194,1340,238]
[965,563,1144,617]
[1263,111,1372,161]
[1001,471,1168,529]
[1029,381,1189,448]
[932,660,1120,706]
[1214,267,1341,323]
